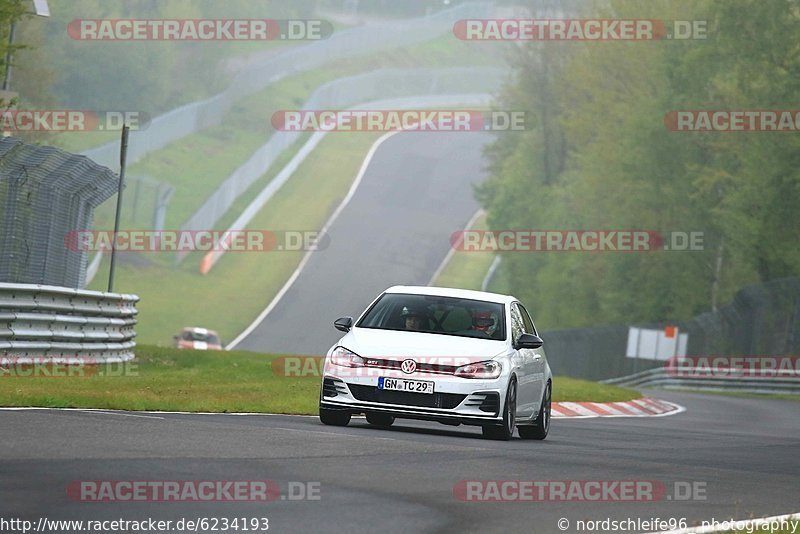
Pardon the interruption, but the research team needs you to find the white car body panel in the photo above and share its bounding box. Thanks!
[320,286,552,429]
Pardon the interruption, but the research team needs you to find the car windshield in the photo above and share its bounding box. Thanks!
[357,293,506,340]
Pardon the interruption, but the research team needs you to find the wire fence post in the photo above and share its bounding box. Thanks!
[108,125,129,292]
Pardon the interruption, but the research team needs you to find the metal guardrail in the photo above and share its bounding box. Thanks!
[175,66,509,263]
[0,282,139,363]
[603,367,800,394]
[80,2,494,171]
[198,92,498,274]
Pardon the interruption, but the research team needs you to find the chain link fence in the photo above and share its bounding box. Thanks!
[0,137,119,289]
[543,277,800,381]
[175,66,508,263]
[80,2,494,172]
[93,175,174,233]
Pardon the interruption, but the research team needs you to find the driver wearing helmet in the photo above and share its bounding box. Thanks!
[400,305,428,331]
[470,309,496,337]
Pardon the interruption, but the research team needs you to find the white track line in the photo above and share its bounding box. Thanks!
[226,130,400,350]
[427,208,484,286]
[77,409,165,420]
[647,511,800,534]
[0,402,686,419]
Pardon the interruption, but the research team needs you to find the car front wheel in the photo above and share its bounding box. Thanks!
[319,407,351,426]
[366,412,395,427]
[482,378,516,441]
[519,382,551,440]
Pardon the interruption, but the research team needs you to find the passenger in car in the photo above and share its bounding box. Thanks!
[400,306,429,331]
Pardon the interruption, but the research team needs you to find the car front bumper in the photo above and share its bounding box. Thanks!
[319,373,507,427]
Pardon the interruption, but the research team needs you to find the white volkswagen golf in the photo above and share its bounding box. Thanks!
[319,286,552,440]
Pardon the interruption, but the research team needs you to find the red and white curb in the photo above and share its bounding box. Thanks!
[552,397,683,418]
[1,398,684,419]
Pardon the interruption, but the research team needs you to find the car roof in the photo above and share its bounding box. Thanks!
[182,327,218,335]
[384,285,516,305]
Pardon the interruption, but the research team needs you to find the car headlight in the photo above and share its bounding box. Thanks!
[330,346,365,368]
[454,360,502,379]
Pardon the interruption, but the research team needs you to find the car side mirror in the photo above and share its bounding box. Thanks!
[334,316,353,332]
[515,332,543,349]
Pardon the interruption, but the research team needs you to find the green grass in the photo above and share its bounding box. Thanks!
[83,34,509,344]
[430,211,516,296]
[432,211,496,291]
[88,32,506,233]
[89,132,384,345]
[0,345,640,413]
[49,30,352,154]
[553,376,641,403]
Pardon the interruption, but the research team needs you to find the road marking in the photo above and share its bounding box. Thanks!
[77,409,165,420]
[427,208,484,286]
[226,130,401,350]
[647,511,800,534]
[0,400,685,420]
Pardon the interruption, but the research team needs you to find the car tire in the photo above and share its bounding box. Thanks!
[519,382,551,440]
[319,407,351,426]
[482,378,516,441]
[366,412,395,427]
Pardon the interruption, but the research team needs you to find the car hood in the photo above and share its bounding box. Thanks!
[335,327,507,361]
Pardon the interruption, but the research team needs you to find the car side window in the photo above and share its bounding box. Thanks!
[510,304,524,345]
[517,303,537,336]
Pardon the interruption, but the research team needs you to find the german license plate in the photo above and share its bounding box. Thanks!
[378,377,434,394]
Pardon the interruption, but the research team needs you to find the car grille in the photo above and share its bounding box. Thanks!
[348,384,466,409]
[362,358,459,375]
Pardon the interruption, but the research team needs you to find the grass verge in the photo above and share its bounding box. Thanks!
[432,211,494,291]
[430,212,514,295]
[0,345,641,413]
[89,132,384,345]
[553,377,640,403]
[88,33,506,232]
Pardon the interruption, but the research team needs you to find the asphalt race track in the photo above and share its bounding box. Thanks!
[1,390,798,534]
[234,131,492,356]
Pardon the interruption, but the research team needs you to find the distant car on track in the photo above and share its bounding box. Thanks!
[319,286,552,440]
[173,327,223,351]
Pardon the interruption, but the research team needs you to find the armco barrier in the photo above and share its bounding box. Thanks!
[175,66,508,263]
[541,278,800,382]
[79,2,494,171]
[197,92,497,274]
[0,282,138,363]
[602,366,800,395]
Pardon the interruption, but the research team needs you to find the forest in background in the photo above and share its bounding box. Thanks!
[479,0,800,329]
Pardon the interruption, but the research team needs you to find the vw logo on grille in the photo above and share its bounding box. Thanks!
[401,359,417,374]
